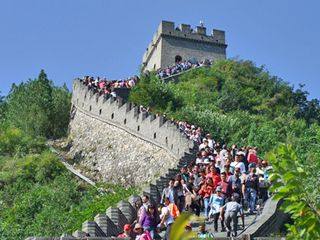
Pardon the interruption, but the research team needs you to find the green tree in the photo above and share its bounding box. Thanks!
[269,144,320,240]
[51,83,71,138]
[4,70,70,138]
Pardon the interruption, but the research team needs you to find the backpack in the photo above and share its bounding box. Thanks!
[168,203,180,218]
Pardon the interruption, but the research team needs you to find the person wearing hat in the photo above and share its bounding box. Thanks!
[117,224,132,238]
[242,163,259,214]
[208,186,225,232]
[220,193,245,237]
[134,223,152,240]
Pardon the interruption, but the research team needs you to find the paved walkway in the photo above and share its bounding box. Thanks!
[196,212,257,238]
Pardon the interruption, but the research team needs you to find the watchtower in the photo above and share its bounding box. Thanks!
[142,21,227,72]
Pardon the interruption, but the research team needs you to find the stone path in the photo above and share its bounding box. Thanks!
[198,212,257,238]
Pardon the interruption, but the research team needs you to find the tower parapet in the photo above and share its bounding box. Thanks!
[142,20,227,71]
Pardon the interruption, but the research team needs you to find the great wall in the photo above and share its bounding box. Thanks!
[26,21,289,240]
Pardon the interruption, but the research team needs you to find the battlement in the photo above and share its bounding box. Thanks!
[72,80,195,159]
[142,21,227,72]
[157,20,226,44]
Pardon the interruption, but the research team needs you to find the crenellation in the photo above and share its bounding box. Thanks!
[125,102,132,112]
[158,20,175,34]
[117,200,136,224]
[106,207,128,231]
[212,29,225,43]
[196,25,206,35]
[82,221,102,237]
[180,23,191,33]
[72,230,87,238]
[116,97,124,108]
[141,111,148,120]
[142,20,227,71]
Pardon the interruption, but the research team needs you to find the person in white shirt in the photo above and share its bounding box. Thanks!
[230,152,246,174]
[206,134,215,149]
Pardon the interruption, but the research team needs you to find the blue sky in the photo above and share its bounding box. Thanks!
[0,0,319,99]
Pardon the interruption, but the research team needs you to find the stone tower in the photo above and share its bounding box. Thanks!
[142,21,227,72]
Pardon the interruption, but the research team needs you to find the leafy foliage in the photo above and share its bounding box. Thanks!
[129,73,182,113]
[0,71,136,239]
[170,213,198,239]
[0,142,136,240]
[0,126,46,156]
[4,70,71,138]
[269,145,320,240]
[130,59,320,238]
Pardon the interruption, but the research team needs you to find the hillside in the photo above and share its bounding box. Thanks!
[129,59,320,239]
[0,73,136,240]
[130,59,320,153]
[0,60,319,239]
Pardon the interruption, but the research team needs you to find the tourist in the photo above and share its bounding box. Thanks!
[197,223,214,239]
[161,179,175,204]
[220,193,244,237]
[208,186,225,232]
[217,171,231,200]
[139,204,160,239]
[242,163,259,214]
[228,167,243,199]
[247,147,258,165]
[160,197,180,240]
[118,224,133,238]
[138,195,150,219]
[134,223,152,240]
[256,160,271,201]
[230,152,246,174]
[199,178,214,219]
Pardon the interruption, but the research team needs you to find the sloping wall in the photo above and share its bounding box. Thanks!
[68,80,194,186]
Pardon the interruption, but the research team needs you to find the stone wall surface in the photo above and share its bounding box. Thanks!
[67,80,194,186]
[161,36,226,68]
[68,109,178,186]
[142,20,227,71]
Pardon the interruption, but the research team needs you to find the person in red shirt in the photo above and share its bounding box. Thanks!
[207,166,221,190]
[117,224,132,238]
[247,148,258,165]
[199,178,214,219]
[223,164,233,180]
[217,172,232,200]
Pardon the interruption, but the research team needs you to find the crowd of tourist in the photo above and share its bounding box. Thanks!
[117,141,271,239]
[79,75,139,97]
[79,74,272,240]
[156,59,212,79]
